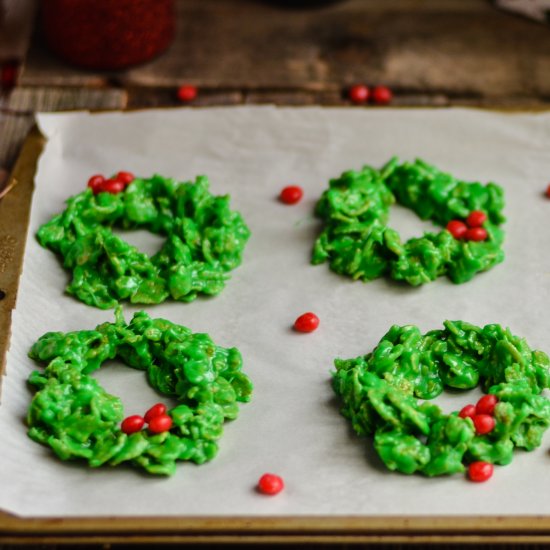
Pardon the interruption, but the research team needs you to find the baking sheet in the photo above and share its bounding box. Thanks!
[1,106,550,519]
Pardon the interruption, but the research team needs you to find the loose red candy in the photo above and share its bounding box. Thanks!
[148,414,173,434]
[102,178,125,194]
[473,414,495,435]
[177,84,198,102]
[476,394,498,416]
[466,210,487,228]
[257,473,284,495]
[144,403,167,423]
[121,415,145,434]
[116,171,135,185]
[458,404,476,419]
[546,184,550,198]
[465,227,488,242]
[294,312,320,333]
[87,174,105,194]
[468,461,494,482]
[348,84,369,104]
[446,220,468,239]
[372,85,393,105]
[279,185,303,205]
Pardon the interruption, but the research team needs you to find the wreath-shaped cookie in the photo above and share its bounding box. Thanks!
[37,173,250,309]
[332,321,550,479]
[312,158,506,285]
[27,309,253,476]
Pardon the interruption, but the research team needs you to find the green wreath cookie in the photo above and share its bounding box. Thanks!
[37,174,250,309]
[332,321,550,479]
[312,158,506,285]
[27,310,253,476]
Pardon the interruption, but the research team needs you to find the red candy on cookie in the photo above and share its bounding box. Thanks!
[121,415,145,434]
[87,174,106,194]
[473,414,495,435]
[476,394,498,415]
[447,210,488,242]
[458,404,476,419]
[144,403,167,423]
[87,171,134,194]
[102,178,126,194]
[446,220,468,239]
[148,414,173,434]
[466,210,487,228]
[465,227,488,242]
[116,171,135,185]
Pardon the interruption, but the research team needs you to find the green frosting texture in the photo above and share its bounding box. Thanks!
[37,175,250,308]
[312,158,505,285]
[27,310,253,476]
[332,321,550,476]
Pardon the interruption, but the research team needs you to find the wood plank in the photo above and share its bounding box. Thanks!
[20,0,550,100]
[0,87,126,177]
[2,511,550,544]
[6,86,127,112]
[0,126,43,388]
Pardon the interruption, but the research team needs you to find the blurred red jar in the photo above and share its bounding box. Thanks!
[41,0,175,70]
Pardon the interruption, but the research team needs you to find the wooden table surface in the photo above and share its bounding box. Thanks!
[2,0,550,546]
[3,0,550,179]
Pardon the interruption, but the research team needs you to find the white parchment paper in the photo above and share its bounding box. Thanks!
[1,106,550,518]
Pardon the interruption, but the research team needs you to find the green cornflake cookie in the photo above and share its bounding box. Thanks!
[26,309,253,476]
[312,158,505,285]
[37,175,250,309]
[332,321,550,477]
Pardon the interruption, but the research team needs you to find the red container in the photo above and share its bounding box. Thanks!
[41,0,175,70]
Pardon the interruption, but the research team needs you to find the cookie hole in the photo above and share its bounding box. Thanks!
[430,387,485,416]
[111,228,166,258]
[0,289,5,301]
[94,360,177,417]
[388,203,441,242]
